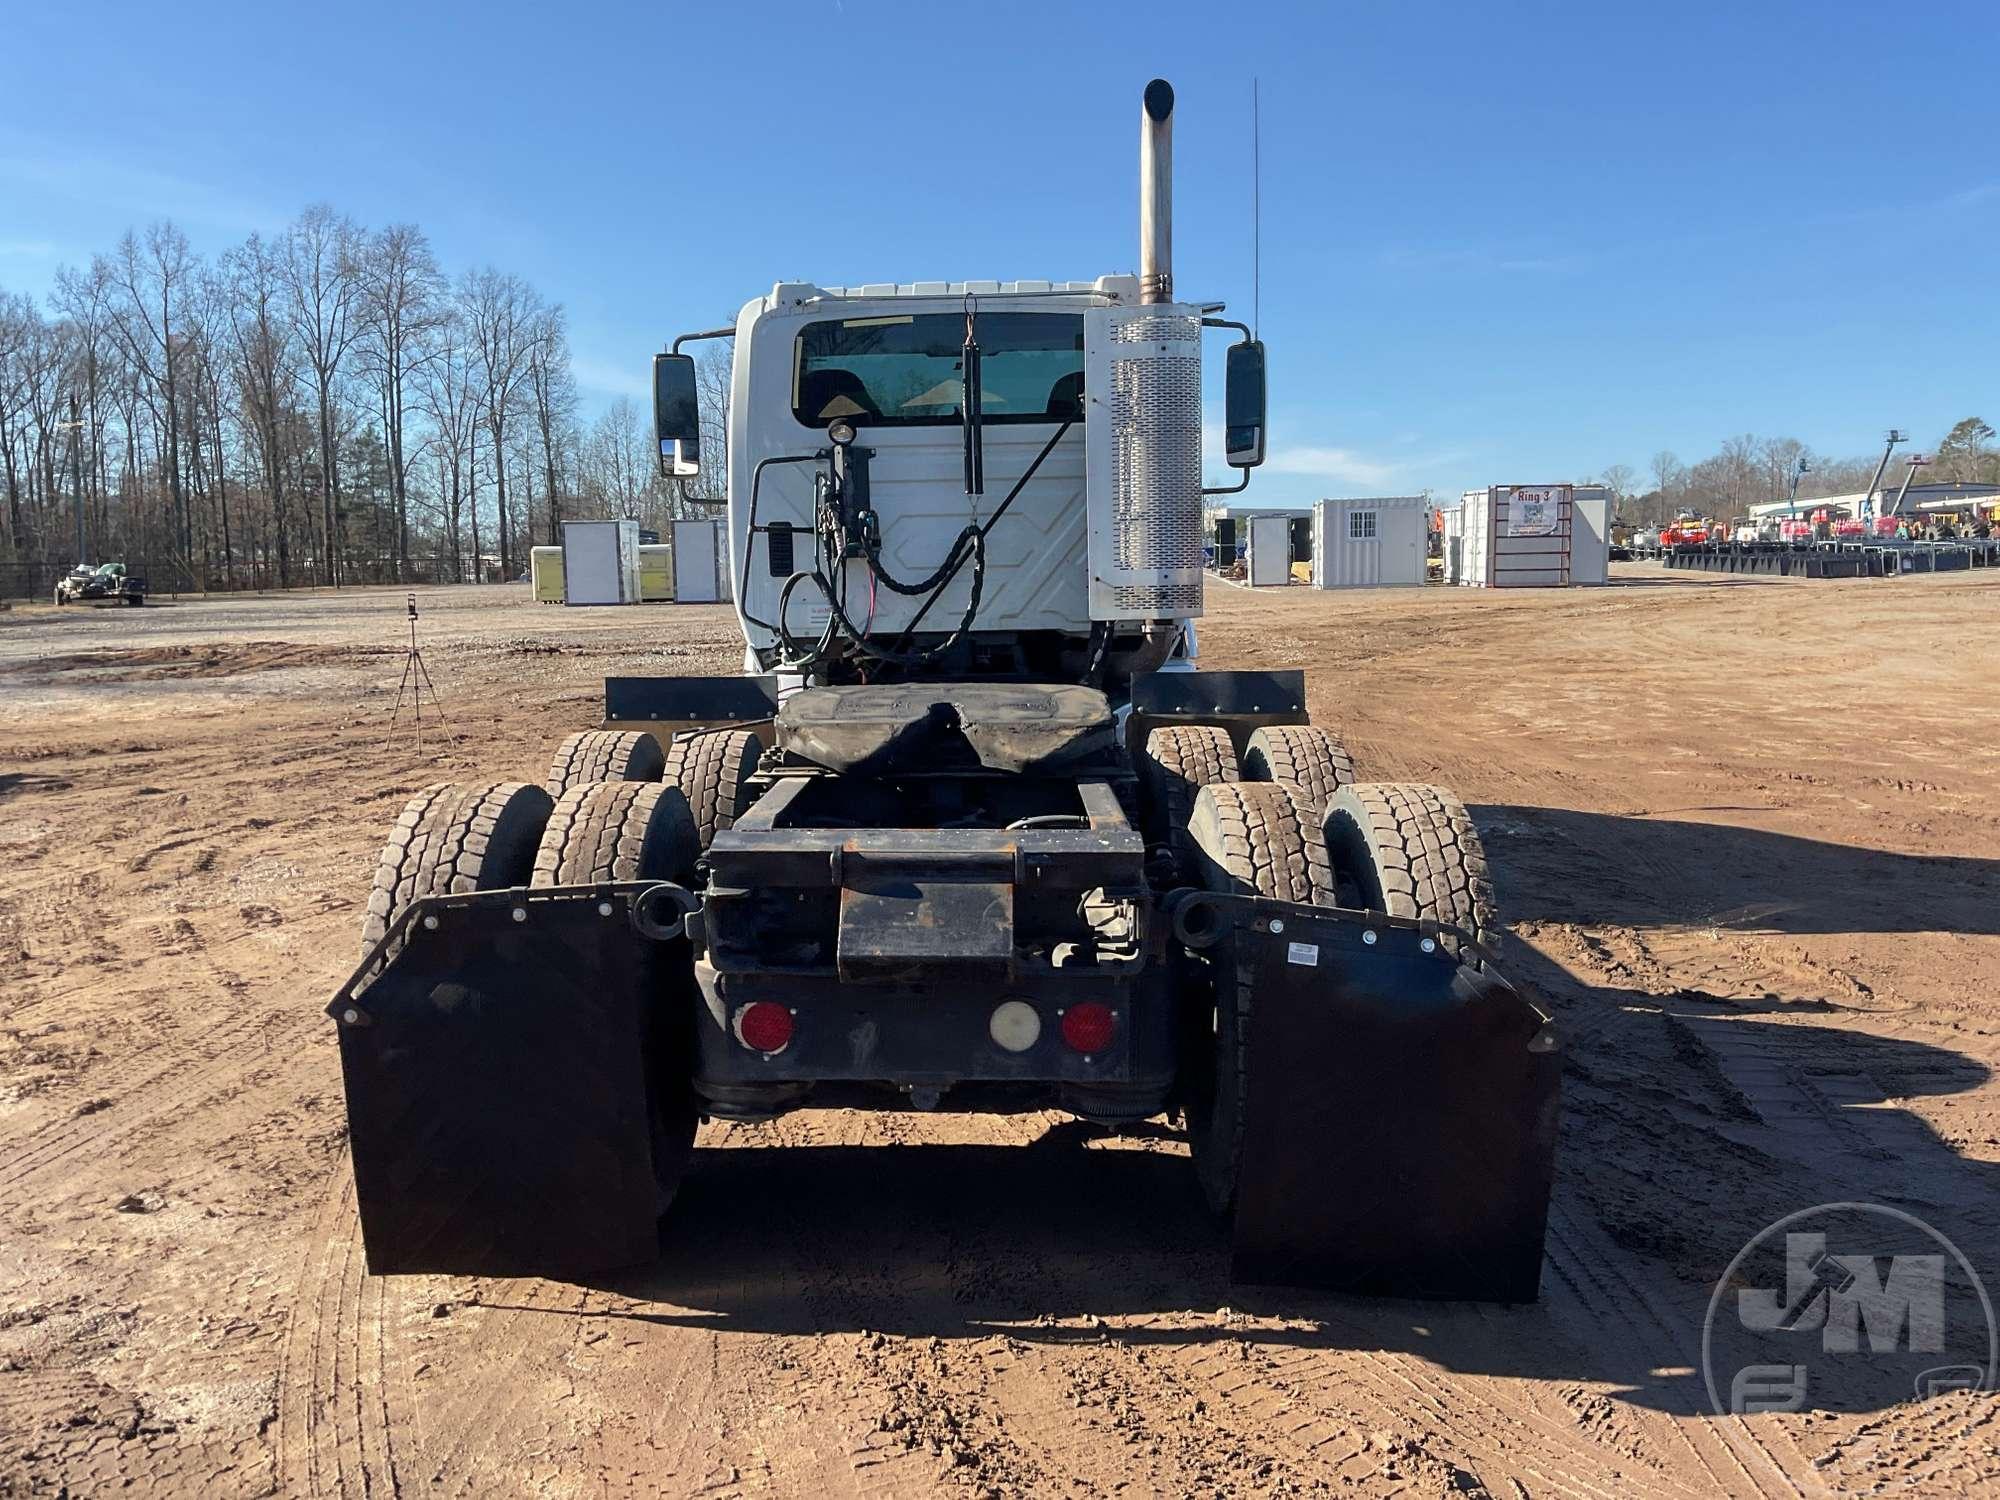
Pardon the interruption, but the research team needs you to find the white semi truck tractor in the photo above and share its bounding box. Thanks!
[327,80,1558,1299]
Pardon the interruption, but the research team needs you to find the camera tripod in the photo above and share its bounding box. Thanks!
[388,594,457,751]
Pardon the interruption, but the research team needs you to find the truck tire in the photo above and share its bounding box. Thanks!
[662,729,762,849]
[1182,780,1335,1215]
[1186,780,1336,905]
[531,781,699,888]
[531,783,702,1204]
[1140,725,1238,886]
[1240,725,1355,815]
[358,781,554,961]
[546,729,664,797]
[1321,782,1497,963]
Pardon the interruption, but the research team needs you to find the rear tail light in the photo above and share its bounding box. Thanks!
[1059,1002,1116,1054]
[735,1001,794,1053]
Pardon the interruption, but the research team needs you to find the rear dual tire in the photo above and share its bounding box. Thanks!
[359,781,554,960]
[547,729,665,798]
[358,778,699,1210]
[1181,780,1334,1215]
[532,780,701,1205]
[1321,782,1497,963]
[532,780,698,888]
[1177,777,1497,1216]
[1139,725,1238,885]
[662,728,762,849]
[1240,725,1355,816]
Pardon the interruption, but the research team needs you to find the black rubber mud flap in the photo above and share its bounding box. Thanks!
[326,884,693,1278]
[1198,898,1559,1301]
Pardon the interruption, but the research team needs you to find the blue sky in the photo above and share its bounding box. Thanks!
[4,0,1994,504]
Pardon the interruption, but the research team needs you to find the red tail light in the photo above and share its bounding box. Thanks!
[736,1001,794,1053]
[1059,1002,1116,1054]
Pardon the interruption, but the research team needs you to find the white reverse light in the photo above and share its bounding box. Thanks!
[989,1000,1042,1053]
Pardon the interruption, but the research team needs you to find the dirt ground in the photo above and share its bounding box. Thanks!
[3,569,1998,1499]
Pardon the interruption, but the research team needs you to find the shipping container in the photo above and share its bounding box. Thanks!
[530,545,565,603]
[1311,496,1428,588]
[672,519,726,603]
[561,520,643,605]
[1455,485,1575,587]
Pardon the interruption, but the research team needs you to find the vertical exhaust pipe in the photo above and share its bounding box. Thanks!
[1140,79,1174,305]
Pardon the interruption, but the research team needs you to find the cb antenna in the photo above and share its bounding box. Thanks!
[1252,77,1261,339]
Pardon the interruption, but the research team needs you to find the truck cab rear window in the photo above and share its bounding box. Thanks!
[793,312,1085,429]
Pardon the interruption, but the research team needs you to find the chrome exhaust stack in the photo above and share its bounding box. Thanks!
[1140,79,1174,305]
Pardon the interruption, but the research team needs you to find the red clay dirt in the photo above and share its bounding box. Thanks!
[2,570,1997,1497]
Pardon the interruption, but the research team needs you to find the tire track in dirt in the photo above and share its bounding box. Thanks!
[0,1002,320,1197]
[272,1172,404,1500]
[1542,1205,1805,1498]
[280,1197,597,1500]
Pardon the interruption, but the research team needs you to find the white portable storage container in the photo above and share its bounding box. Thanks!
[672,518,725,603]
[1246,513,1293,586]
[1455,485,1574,587]
[1570,486,1611,586]
[561,519,642,605]
[1312,496,1428,588]
[1440,502,1465,584]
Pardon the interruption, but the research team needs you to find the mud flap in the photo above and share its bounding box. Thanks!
[325,883,695,1278]
[1180,896,1559,1301]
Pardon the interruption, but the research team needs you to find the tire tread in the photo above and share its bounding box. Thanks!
[1323,781,1497,961]
[1241,725,1356,814]
[661,729,762,849]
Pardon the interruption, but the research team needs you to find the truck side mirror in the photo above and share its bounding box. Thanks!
[653,352,701,477]
[1224,339,1266,469]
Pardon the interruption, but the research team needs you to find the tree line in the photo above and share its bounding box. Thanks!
[0,209,726,595]
[1595,418,1998,527]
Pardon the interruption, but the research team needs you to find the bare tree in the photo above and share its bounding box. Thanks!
[526,306,576,545]
[1650,450,1682,496]
[0,290,42,544]
[691,341,734,513]
[185,269,238,580]
[105,222,196,563]
[461,269,538,578]
[355,224,443,580]
[415,310,481,580]
[283,205,364,585]
[224,233,301,585]
[51,260,119,539]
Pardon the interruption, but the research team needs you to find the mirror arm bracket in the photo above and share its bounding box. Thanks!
[671,326,736,355]
[1204,317,1264,482]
